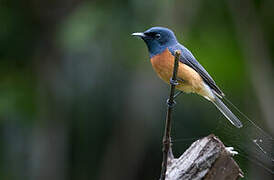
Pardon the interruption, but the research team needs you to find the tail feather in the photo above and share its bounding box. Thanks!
[212,96,243,128]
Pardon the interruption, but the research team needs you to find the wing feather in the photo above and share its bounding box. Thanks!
[169,45,224,97]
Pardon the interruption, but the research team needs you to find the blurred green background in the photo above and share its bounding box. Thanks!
[0,0,273,179]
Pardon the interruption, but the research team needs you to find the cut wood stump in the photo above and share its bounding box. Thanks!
[166,134,244,180]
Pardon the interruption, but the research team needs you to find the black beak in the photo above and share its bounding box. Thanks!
[131,32,146,38]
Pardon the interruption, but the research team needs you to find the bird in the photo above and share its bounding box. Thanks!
[132,27,243,128]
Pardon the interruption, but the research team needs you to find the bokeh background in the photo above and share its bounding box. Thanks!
[0,0,273,179]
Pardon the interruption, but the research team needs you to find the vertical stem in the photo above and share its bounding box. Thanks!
[160,50,181,180]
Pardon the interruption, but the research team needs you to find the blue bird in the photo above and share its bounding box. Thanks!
[132,27,242,128]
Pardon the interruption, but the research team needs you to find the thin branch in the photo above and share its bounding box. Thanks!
[160,50,181,180]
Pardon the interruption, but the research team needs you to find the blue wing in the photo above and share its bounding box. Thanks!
[169,44,224,97]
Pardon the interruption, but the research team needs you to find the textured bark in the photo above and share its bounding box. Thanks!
[166,134,243,180]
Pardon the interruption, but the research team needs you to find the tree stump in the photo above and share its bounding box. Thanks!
[166,134,244,180]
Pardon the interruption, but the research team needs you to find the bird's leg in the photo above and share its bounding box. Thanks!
[169,78,179,86]
[166,91,183,107]
[173,91,183,99]
[170,77,184,100]
[170,77,184,99]
[166,78,182,108]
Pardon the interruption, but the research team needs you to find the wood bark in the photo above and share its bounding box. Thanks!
[166,134,244,180]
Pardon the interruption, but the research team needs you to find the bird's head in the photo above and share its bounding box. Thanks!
[132,27,178,57]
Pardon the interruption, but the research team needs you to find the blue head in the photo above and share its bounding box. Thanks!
[132,27,178,57]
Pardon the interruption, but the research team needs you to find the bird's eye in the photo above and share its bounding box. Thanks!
[155,33,161,39]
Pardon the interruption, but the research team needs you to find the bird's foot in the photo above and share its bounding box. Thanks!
[170,78,179,86]
[166,99,176,108]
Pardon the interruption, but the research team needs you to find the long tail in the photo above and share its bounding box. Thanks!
[212,96,243,128]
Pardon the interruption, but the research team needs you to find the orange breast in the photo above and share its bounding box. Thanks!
[150,48,206,95]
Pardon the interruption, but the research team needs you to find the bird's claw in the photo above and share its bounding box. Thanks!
[225,147,238,156]
[170,78,179,86]
[166,99,176,108]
